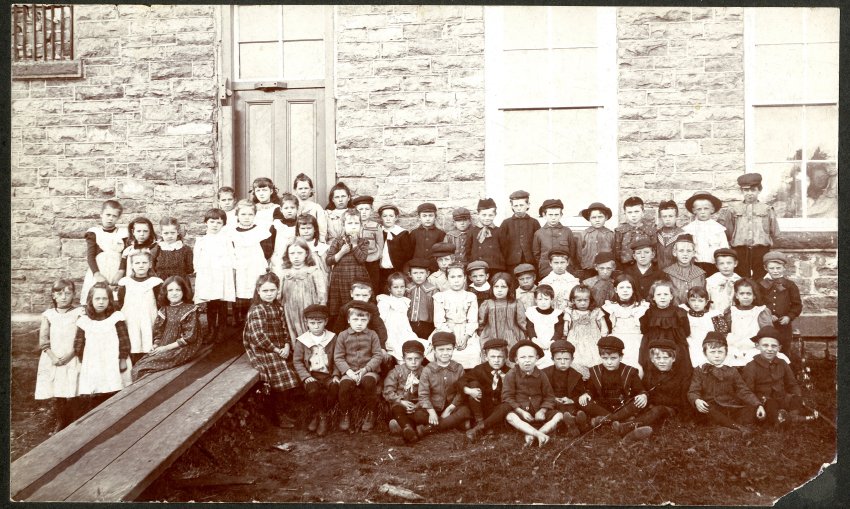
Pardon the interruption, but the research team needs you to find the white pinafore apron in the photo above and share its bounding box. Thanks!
[231,226,271,299]
[77,311,133,395]
[119,276,163,353]
[35,307,84,399]
[80,227,127,305]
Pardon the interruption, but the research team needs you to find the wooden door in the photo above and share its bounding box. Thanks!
[233,89,325,197]
[226,5,329,198]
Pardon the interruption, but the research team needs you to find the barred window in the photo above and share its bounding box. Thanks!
[11,4,81,78]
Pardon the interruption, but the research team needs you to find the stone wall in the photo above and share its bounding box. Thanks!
[10,4,219,313]
[333,4,486,229]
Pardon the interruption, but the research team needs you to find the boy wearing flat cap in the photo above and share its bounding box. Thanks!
[578,202,615,281]
[293,304,339,436]
[758,250,802,367]
[543,340,589,437]
[427,242,456,293]
[446,207,473,265]
[617,338,691,440]
[500,190,541,274]
[719,173,779,280]
[742,326,814,426]
[406,258,437,339]
[410,202,446,272]
[467,198,506,273]
[384,340,427,443]
[582,251,617,309]
[578,336,646,428]
[614,196,657,270]
[623,237,667,301]
[463,338,512,441]
[334,300,384,432]
[683,191,729,277]
[513,263,538,310]
[467,260,491,307]
[534,198,578,279]
[414,331,472,438]
[688,331,764,437]
[503,340,563,447]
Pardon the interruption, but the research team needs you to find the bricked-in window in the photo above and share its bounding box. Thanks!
[484,6,618,226]
[11,4,82,78]
[744,8,838,231]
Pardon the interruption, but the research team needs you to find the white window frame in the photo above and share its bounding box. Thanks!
[743,8,838,232]
[484,6,619,228]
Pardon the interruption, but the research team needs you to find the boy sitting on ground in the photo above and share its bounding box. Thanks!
[463,338,512,442]
[578,336,647,432]
[503,340,564,447]
[334,300,383,432]
[688,331,765,437]
[542,340,589,437]
[384,340,427,443]
[413,332,471,438]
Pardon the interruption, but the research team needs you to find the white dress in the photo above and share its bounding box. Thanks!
[682,219,729,264]
[726,305,790,367]
[35,307,85,399]
[681,304,722,368]
[269,220,297,277]
[119,276,163,354]
[429,290,480,369]
[230,225,271,299]
[602,300,649,377]
[193,232,237,303]
[77,311,133,395]
[377,294,429,361]
[705,272,741,313]
[80,226,128,305]
[298,199,329,243]
[254,203,281,231]
[308,240,330,276]
[525,307,563,369]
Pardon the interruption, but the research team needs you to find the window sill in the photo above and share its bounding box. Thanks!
[12,60,83,80]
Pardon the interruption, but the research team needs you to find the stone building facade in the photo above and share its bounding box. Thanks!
[9,5,837,354]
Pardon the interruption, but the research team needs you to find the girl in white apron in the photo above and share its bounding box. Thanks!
[79,202,127,305]
[117,250,163,363]
[75,282,133,408]
[35,279,84,433]
[230,199,272,326]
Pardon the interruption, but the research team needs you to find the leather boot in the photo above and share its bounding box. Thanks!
[361,411,376,432]
[466,422,486,442]
[339,411,351,431]
[402,424,418,443]
[316,413,328,436]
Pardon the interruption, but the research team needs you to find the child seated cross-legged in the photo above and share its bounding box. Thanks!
[543,341,589,437]
[742,326,817,427]
[578,336,646,431]
[293,304,339,437]
[612,338,691,442]
[463,339,512,442]
[688,331,765,437]
[334,300,384,432]
[384,340,427,444]
[413,332,472,439]
[503,340,563,447]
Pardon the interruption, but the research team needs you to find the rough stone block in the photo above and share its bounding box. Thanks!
[619,107,658,120]
[75,5,119,21]
[409,39,456,56]
[86,178,116,198]
[650,22,705,39]
[675,155,743,174]
[456,35,484,54]
[366,27,405,42]
[705,57,743,73]
[48,178,86,196]
[175,167,215,185]
[393,145,447,163]
[118,179,157,199]
[446,138,484,162]
[619,40,668,58]
[712,120,744,139]
[664,140,701,156]
[402,23,444,39]
[175,32,216,45]
[619,70,673,89]
[676,72,742,91]
[368,92,424,109]
[372,58,432,76]
[700,138,744,155]
[166,122,213,135]
[384,127,437,146]
[339,77,402,94]
[338,42,382,61]
[23,144,64,156]
[687,38,741,57]
[60,238,88,259]
[381,41,408,59]
[337,110,393,128]
[151,61,193,80]
[619,121,680,141]
[707,90,744,106]
[173,80,215,100]
[449,68,484,89]
[619,8,691,24]
[646,90,706,106]
[682,122,711,139]
[401,75,449,92]
[416,4,463,21]
[341,14,389,30]
[618,141,666,159]
[86,125,127,143]
[76,38,121,59]
[76,20,130,38]
[124,82,172,99]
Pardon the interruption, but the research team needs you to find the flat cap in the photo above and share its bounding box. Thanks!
[538,198,565,217]
[751,326,781,343]
[416,202,437,214]
[343,299,378,317]
[597,335,625,352]
[762,251,788,265]
[548,247,570,260]
[593,251,616,265]
[466,260,489,273]
[452,207,472,221]
[509,190,530,201]
[713,248,737,260]
[629,237,655,251]
[550,340,575,355]
[303,304,329,319]
[509,340,545,362]
[377,204,400,216]
[407,258,432,270]
[351,195,374,207]
[431,331,456,348]
[737,173,762,188]
[513,263,536,277]
[482,338,509,351]
[477,198,497,211]
[647,338,677,353]
[431,242,455,259]
[703,331,727,347]
[402,340,426,356]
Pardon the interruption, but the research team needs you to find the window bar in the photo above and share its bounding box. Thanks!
[42,4,47,61]
[22,5,27,60]
[50,5,54,60]
[60,5,64,60]
[13,6,18,60]
[31,4,36,60]
[69,4,74,60]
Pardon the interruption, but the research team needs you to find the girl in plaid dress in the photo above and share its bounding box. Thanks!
[243,273,300,427]
[325,209,370,331]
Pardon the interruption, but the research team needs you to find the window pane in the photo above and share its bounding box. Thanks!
[240,42,281,79]
[551,7,597,47]
[754,107,802,163]
[282,5,324,41]
[807,8,839,44]
[289,102,316,175]
[503,7,548,49]
[755,162,803,219]
[283,40,324,80]
[805,161,837,219]
[805,42,839,102]
[805,105,838,160]
[238,5,280,42]
[551,48,598,105]
[550,108,598,162]
[501,50,549,106]
[503,110,549,165]
[754,8,804,44]
[754,45,803,103]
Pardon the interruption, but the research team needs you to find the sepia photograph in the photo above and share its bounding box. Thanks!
[8,3,839,505]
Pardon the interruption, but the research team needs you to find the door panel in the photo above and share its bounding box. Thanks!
[233,88,325,198]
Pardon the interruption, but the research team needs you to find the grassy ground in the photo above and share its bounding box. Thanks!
[11,322,836,504]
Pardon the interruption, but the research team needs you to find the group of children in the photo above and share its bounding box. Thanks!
[34,172,817,445]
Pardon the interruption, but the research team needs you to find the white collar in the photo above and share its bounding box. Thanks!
[296,330,334,348]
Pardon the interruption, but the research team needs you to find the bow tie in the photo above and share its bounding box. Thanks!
[477,226,493,244]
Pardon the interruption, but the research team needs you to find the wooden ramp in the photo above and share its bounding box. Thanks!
[10,342,259,502]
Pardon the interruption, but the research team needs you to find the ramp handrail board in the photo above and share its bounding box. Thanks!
[11,345,259,502]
